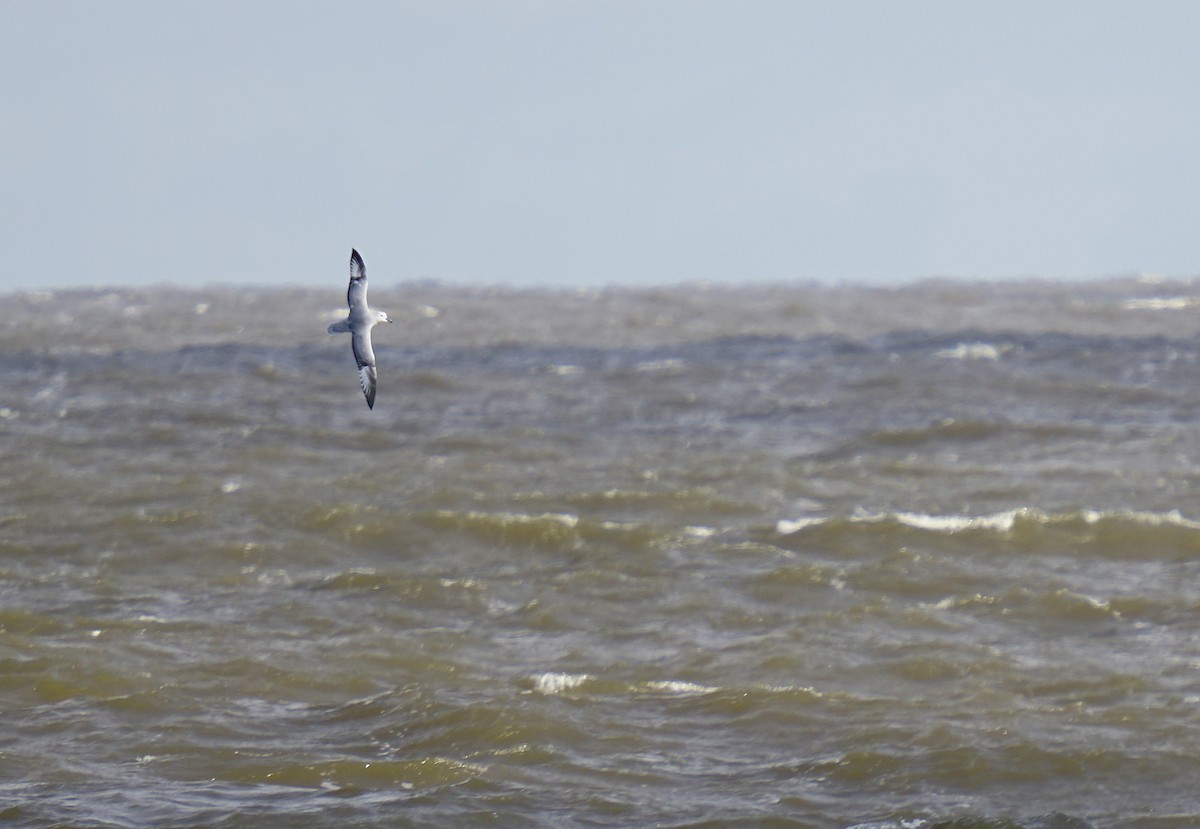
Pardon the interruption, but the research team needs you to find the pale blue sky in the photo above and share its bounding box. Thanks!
[4,1,1200,289]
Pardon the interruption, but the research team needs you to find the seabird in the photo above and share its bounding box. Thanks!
[328,248,393,409]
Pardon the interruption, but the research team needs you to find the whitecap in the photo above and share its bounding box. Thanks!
[1080,508,1200,530]
[932,593,996,611]
[775,517,828,535]
[845,820,930,829]
[1122,296,1200,311]
[441,510,579,528]
[893,510,1021,533]
[641,680,719,696]
[934,342,1007,361]
[778,507,1200,541]
[531,672,592,695]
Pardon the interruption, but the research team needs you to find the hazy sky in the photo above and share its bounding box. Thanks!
[4,1,1200,290]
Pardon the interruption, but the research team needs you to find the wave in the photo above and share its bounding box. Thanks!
[528,672,594,695]
[774,508,1200,559]
[777,507,1200,535]
[524,672,819,704]
[219,756,484,791]
[1122,296,1200,311]
[846,810,1094,829]
[933,341,1013,361]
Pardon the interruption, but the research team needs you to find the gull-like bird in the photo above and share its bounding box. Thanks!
[328,248,392,409]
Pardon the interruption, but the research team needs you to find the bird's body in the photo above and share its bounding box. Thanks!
[328,248,392,408]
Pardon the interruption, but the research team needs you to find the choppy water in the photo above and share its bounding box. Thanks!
[3,277,1200,828]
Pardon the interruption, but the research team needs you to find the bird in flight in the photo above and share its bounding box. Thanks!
[328,248,392,409]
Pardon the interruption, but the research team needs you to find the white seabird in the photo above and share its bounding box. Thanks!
[328,248,393,409]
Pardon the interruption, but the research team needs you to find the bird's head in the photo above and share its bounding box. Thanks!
[377,311,393,324]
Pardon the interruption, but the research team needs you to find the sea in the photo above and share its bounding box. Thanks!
[2,276,1199,829]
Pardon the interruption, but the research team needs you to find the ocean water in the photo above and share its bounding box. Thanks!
[2,277,1200,828]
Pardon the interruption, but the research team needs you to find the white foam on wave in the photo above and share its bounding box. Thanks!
[437,510,580,529]
[892,510,1021,532]
[775,507,1200,536]
[933,342,1008,361]
[845,819,929,829]
[932,593,995,610]
[1080,508,1200,530]
[641,680,719,696]
[531,672,592,695]
[438,576,484,590]
[775,516,828,534]
[525,512,579,528]
[775,510,1023,535]
[1122,296,1200,311]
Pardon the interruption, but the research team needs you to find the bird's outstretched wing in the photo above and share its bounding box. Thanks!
[352,327,378,409]
[348,248,368,312]
[358,364,378,409]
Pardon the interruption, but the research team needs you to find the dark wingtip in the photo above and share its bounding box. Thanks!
[350,248,366,280]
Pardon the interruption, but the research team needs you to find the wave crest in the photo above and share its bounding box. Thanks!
[775,508,1200,559]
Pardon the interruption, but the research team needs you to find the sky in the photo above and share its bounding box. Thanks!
[4,0,1200,290]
